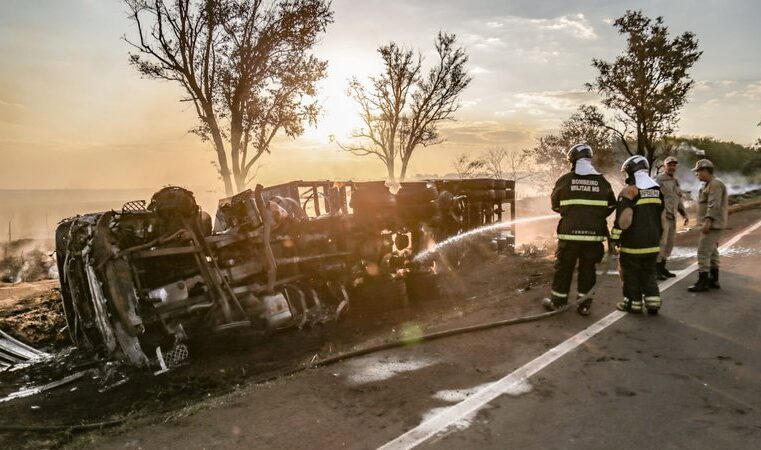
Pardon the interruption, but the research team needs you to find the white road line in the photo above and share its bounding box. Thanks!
[378,218,761,450]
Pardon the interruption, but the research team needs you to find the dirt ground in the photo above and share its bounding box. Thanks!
[0,281,67,349]
[0,240,554,449]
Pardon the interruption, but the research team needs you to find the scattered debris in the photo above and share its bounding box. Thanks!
[0,329,50,371]
[0,369,93,403]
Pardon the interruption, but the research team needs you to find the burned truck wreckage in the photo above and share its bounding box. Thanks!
[54,179,516,369]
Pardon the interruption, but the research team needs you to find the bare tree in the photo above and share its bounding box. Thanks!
[125,0,333,195]
[586,10,702,169]
[481,148,506,179]
[338,32,471,182]
[481,148,531,181]
[336,44,420,181]
[451,153,484,179]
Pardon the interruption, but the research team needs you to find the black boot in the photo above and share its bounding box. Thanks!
[688,272,710,292]
[576,295,593,316]
[661,259,676,278]
[708,268,721,289]
[656,261,668,281]
[616,297,643,313]
[542,295,567,311]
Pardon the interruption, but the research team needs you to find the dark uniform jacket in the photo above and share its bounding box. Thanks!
[551,172,616,242]
[611,186,664,256]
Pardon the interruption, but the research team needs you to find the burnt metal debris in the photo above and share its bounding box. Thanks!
[0,330,51,371]
[54,179,516,369]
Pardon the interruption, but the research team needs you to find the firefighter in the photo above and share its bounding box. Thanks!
[610,155,664,314]
[655,156,689,280]
[542,143,616,316]
[688,159,728,292]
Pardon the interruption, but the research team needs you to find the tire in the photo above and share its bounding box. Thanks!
[396,183,438,204]
[396,190,438,205]
[462,178,495,190]
[465,189,496,202]
[435,180,461,193]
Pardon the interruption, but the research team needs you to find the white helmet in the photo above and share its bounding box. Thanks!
[621,155,649,177]
[567,143,593,163]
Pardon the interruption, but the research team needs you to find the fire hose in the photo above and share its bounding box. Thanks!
[0,247,616,434]
[276,241,615,369]
[309,285,600,369]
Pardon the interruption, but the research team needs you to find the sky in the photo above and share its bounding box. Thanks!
[0,0,760,193]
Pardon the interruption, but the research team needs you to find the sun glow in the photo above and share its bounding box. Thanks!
[303,55,379,145]
[304,95,363,144]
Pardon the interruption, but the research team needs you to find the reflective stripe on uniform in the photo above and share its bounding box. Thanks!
[551,291,568,298]
[636,198,662,206]
[559,199,610,207]
[619,246,660,254]
[610,228,622,239]
[557,234,606,242]
[644,296,662,307]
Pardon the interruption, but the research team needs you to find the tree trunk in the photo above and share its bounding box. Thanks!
[636,122,646,157]
[199,99,234,196]
[399,155,410,181]
[645,140,656,176]
[235,167,247,193]
[386,158,396,183]
[230,143,247,193]
[229,105,245,194]
[211,130,234,196]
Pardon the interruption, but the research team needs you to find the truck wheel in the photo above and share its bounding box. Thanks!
[462,178,495,190]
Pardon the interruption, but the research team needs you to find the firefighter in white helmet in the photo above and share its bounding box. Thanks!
[610,155,664,314]
[542,144,616,316]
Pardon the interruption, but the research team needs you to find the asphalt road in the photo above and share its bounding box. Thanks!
[421,218,761,450]
[90,207,761,450]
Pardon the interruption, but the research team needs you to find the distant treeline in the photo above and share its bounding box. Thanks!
[677,137,761,177]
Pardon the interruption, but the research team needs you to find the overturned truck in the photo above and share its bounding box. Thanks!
[55,179,516,368]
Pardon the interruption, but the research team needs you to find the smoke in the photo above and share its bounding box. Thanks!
[717,177,761,195]
[0,243,57,283]
[679,171,761,199]
[669,143,761,200]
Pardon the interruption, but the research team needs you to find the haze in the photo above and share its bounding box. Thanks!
[1,0,760,193]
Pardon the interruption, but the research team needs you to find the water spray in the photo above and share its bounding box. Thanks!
[413,214,559,263]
